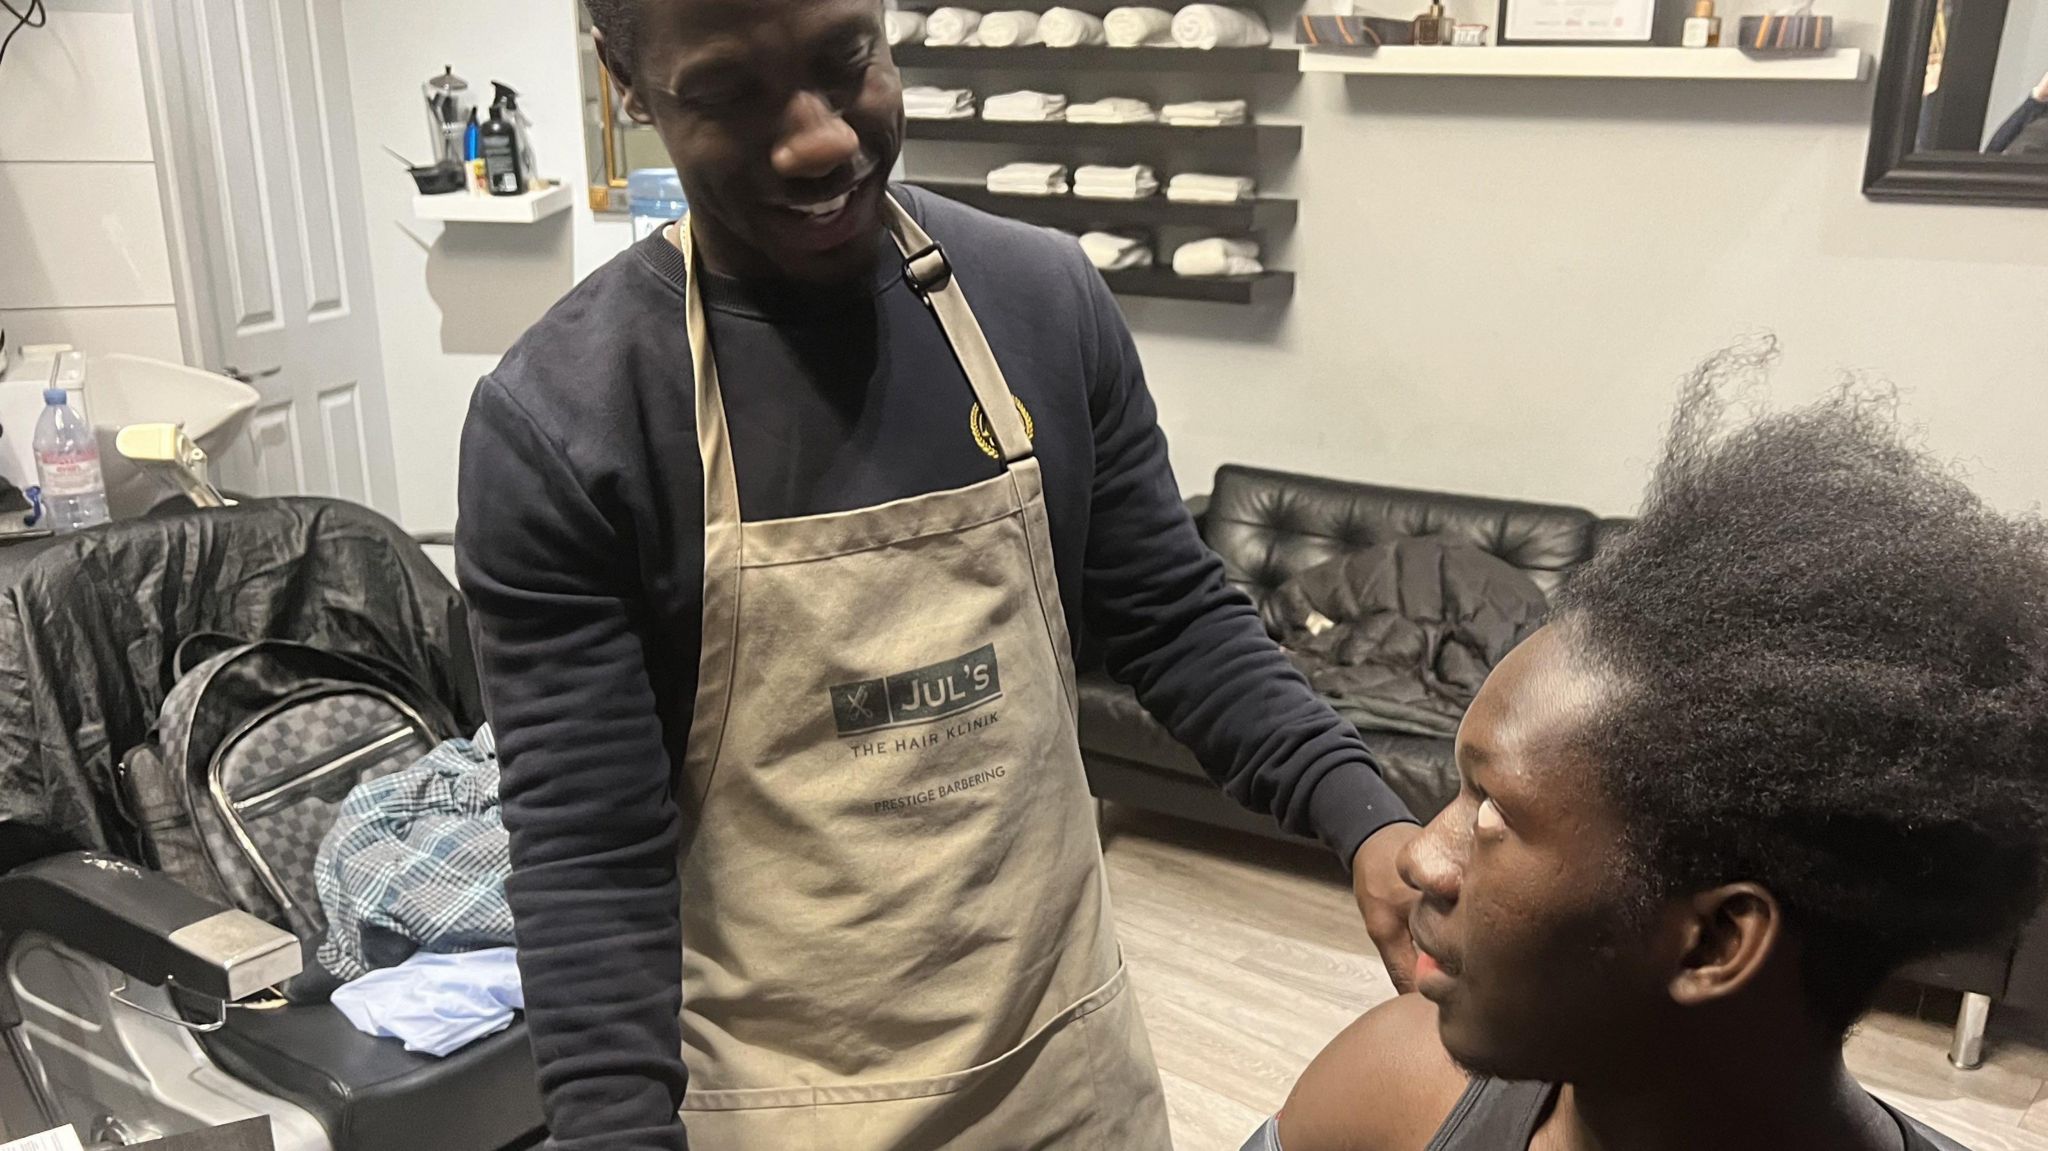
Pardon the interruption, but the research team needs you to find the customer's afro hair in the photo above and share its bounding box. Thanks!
[1557,340,2048,1035]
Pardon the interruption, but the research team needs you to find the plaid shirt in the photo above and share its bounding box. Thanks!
[315,726,513,981]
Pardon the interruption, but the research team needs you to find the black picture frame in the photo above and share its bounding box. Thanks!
[1863,0,2048,206]
[1496,0,1685,46]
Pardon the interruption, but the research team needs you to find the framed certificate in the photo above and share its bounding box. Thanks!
[1498,0,1666,44]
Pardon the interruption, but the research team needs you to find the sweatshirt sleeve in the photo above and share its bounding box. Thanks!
[1068,264,1417,867]
[457,378,690,1150]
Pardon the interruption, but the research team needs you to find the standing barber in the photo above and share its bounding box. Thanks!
[457,0,1420,1146]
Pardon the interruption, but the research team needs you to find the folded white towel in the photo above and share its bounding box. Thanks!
[976,10,1043,47]
[1161,99,1250,126]
[1106,7,1178,46]
[988,162,1071,196]
[1081,232,1155,271]
[886,10,927,46]
[1171,5,1271,49]
[1074,164,1161,200]
[1068,98,1159,124]
[983,90,1068,122]
[1173,237,1263,277]
[1041,8,1109,47]
[1167,173,1256,203]
[904,86,977,119]
[926,7,981,45]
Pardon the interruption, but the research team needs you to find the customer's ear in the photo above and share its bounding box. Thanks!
[1667,883,1782,1006]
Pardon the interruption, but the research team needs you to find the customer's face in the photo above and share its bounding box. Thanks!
[1400,626,1678,1082]
[610,0,902,284]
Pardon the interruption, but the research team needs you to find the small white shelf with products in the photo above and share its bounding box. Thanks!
[1298,45,1868,81]
[412,184,574,224]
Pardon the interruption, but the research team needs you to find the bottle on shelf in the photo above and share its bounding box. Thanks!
[1682,0,1722,47]
[33,387,110,533]
[1412,0,1456,45]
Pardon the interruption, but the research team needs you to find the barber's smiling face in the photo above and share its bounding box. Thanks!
[608,0,903,284]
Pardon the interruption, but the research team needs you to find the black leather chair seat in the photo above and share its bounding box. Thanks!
[198,1002,544,1151]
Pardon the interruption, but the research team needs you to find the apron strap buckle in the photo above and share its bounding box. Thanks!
[904,243,953,296]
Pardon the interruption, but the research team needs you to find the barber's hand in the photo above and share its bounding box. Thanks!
[1352,823,1423,993]
[2035,70,2048,103]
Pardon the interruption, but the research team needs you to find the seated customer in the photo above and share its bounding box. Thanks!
[1252,356,2048,1151]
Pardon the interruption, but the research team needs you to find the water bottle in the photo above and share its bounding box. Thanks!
[34,388,110,532]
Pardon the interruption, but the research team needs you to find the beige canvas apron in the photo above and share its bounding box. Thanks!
[671,198,1172,1150]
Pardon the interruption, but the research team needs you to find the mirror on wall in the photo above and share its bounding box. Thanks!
[1866,0,2048,204]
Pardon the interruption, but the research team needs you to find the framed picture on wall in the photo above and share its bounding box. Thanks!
[1497,0,1670,44]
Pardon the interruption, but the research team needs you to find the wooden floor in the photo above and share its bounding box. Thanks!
[1102,806,2048,1151]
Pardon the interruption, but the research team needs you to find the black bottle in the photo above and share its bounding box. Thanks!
[480,82,528,196]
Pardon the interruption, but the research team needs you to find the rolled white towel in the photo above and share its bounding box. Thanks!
[904,86,978,119]
[1074,164,1161,200]
[1080,232,1155,271]
[987,162,1071,196]
[1068,97,1159,124]
[1105,6,1178,46]
[1167,173,1256,203]
[1041,7,1109,47]
[976,10,1043,47]
[1171,5,1272,49]
[1161,99,1249,126]
[1173,237,1263,277]
[925,7,981,45]
[983,90,1068,122]
[885,10,927,46]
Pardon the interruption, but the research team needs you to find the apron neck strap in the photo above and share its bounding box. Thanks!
[680,195,1038,531]
[883,197,1034,465]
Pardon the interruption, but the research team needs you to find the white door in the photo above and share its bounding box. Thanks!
[138,0,399,512]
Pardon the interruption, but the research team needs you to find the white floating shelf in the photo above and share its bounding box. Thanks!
[1298,45,1868,81]
[412,183,573,224]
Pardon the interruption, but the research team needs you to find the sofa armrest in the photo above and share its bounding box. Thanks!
[0,852,300,1004]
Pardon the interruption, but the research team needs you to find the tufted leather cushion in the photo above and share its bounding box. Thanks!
[1204,466,1603,615]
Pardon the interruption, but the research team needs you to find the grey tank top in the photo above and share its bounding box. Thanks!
[1424,1078,1974,1151]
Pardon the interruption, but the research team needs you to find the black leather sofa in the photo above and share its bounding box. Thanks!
[1081,464,1628,834]
[1080,462,2046,1067]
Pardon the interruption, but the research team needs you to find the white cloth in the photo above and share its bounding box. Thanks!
[1168,173,1256,203]
[925,7,982,45]
[1106,6,1178,46]
[975,10,1043,47]
[1041,7,1109,47]
[1161,99,1250,126]
[886,10,927,46]
[1080,232,1155,271]
[904,87,978,119]
[1173,237,1264,277]
[332,948,524,1057]
[1068,98,1159,124]
[1171,4,1272,49]
[1074,164,1160,200]
[984,90,1068,122]
[987,162,1071,196]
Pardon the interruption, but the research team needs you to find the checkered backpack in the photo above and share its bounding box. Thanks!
[118,638,458,947]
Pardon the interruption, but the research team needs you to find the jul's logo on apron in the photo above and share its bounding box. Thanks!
[830,644,1003,737]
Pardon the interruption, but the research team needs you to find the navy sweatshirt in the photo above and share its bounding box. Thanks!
[455,186,1412,1150]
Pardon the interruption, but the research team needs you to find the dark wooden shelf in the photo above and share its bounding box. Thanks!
[913,180,1295,231]
[905,118,1300,151]
[892,44,1299,73]
[1101,268,1294,304]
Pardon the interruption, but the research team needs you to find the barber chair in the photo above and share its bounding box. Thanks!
[0,499,543,1150]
